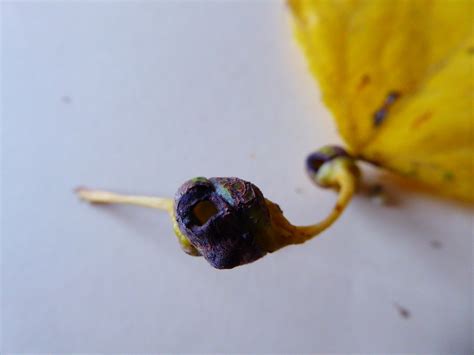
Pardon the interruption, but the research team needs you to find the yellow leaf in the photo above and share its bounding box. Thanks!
[289,0,474,201]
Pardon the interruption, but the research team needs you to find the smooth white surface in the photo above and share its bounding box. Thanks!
[1,1,472,353]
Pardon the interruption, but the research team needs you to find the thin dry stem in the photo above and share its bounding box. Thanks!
[76,187,174,214]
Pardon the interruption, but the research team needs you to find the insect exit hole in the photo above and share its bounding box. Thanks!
[192,200,218,226]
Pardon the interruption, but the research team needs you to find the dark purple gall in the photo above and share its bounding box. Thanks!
[174,177,271,269]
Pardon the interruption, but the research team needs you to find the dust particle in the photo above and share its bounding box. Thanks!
[61,95,72,104]
[249,153,256,160]
[394,303,411,319]
[295,187,304,194]
[368,184,383,196]
[368,184,389,205]
[430,240,442,249]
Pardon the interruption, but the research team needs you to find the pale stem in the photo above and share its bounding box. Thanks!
[76,187,174,214]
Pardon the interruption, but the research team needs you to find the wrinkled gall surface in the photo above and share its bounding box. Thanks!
[174,177,271,269]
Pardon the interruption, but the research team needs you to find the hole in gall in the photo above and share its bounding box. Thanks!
[192,200,218,226]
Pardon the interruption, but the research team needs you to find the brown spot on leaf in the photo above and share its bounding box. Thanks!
[357,74,371,91]
[412,111,433,129]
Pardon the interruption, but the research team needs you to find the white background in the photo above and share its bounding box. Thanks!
[2,1,473,353]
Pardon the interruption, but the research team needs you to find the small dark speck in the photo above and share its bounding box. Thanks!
[443,171,454,182]
[373,108,387,126]
[467,46,474,54]
[373,91,401,126]
[385,91,400,105]
[249,153,256,160]
[394,303,411,319]
[295,187,304,194]
[430,240,442,249]
[61,95,72,104]
[368,184,384,196]
[367,184,390,205]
